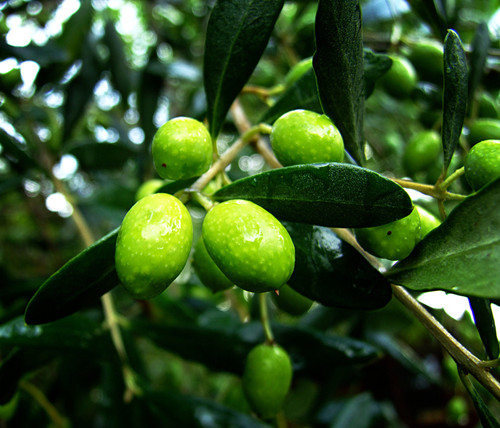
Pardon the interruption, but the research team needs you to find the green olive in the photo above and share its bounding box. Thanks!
[152,117,212,180]
[202,200,295,293]
[272,284,313,316]
[467,119,500,147]
[192,238,234,293]
[464,139,500,191]
[242,343,293,419]
[407,40,443,85]
[415,205,441,237]
[115,193,193,299]
[135,179,165,201]
[355,207,422,260]
[403,130,442,175]
[379,55,417,99]
[270,109,344,167]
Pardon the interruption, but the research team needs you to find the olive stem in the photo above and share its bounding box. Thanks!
[437,166,465,192]
[275,410,288,428]
[391,178,467,201]
[190,191,215,211]
[20,380,69,428]
[259,293,274,344]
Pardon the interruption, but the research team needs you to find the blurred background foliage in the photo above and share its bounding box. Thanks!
[0,0,499,426]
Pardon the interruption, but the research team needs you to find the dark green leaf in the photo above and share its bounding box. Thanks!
[313,0,365,163]
[69,141,137,171]
[25,228,119,325]
[363,49,392,98]
[204,0,284,138]
[144,389,270,428]
[442,29,467,171]
[0,128,40,173]
[387,178,500,298]
[468,297,499,360]
[104,20,134,104]
[260,68,322,125]
[130,317,381,377]
[468,22,490,113]
[1,315,113,356]
[406,0,448,40]
[460,372,500,428]
[284,222,391,309]
[62,35,103,141]
[213,163,413,228]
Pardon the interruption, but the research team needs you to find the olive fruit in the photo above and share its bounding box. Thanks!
[152,117,212,180]
[284,57,313,87]
[379,55,417,99]
[270,109,344,166]
[242,343,293,419]
[403,130,441,175]
[464,139,500,191]
[355,207,421,260]
[115,193,193,299]
[135,179,165,201]
[467,119,500,147]
[407,40,443,85]
[416,205,441,237]
[202,200,295,293]
[272,284,313,316]
[192,238,233,293]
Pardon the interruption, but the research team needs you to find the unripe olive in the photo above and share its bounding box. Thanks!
[242,343,293,419]
[152,117,212,180]
[202,200,295,293]
[272,284,313,316]
[135,179,165,201]
[355,207,421,260]
[192,238,233,293]
[284,57,313,87]
[464,139,500,191]
[379,55,417,99]
[115,193,193,299]
[467,119,500,147]
[270,109,344,167]
[415,205,441,237]
[407,40,443,85]
[403,130,442,175]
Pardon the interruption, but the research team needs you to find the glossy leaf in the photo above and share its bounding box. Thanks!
[442,29,467,172]
[313,0,365,164]
[130,317,381,377]
[213,163,413,228]
[204,0,284,138]
[24,228,119,325]
[69,141,137,171]
[387,177,500,298]
[144,389,270,428]
[468,297,499,360]
[260,69,322,125]
[468,22,490,112]
[284,222,392,309]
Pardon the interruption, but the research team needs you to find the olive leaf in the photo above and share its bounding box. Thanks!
[387,177,500,298]
[467,22,490,113]
[213,163,413,228]
[313,0,365,164]
[204,0,284,138]
[468,297,499,360]
[442,29,468,172]
[284,222,391,309]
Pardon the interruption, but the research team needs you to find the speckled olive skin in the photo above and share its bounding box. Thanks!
[270,109,344,166]
[464,139,500,191]
[242,343,292,419]
[115,193,193,299]
[152,117,212,180]
[202,200,295,293]
[355,207,421,261]
[192,238,234,292]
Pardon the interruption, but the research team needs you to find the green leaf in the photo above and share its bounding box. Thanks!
[0,128,41,174]
[204,0,284,138]
[284,222,391,309]
[69,141,138,171]
[460,372,500,428]
[103,19,134,104]
[144,389,270,428]
[468,297,499,360]
[260,68,322,125]
[313,0,365,164]
[442,29,468,172]
[387,177,500,298]
[213,163,413,228]
[24,228,119,325]
[468,22,490,113]
[363,49,392,98]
